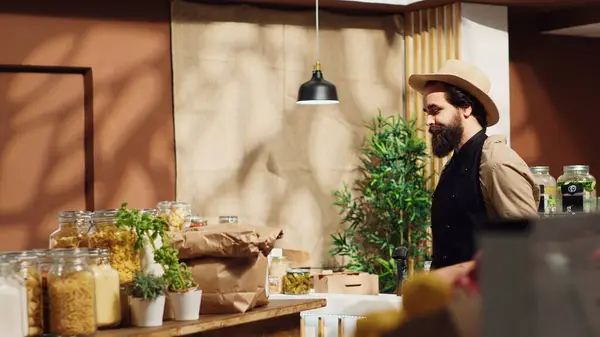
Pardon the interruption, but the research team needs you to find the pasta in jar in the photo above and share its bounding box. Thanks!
[89,210,140,284]
[49,211,92,249]
[1,252,43,337]
[47,253,96,336]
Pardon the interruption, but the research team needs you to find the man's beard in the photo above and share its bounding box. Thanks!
[429,114,463,158]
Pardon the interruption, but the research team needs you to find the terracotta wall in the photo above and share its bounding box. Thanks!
[0,0,175,250]
[509,8,600,179]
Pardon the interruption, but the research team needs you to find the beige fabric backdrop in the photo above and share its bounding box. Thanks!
[171,1,405,266]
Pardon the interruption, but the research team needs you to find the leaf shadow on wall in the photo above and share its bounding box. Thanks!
[172,2,405,266]
[0,0,175,250]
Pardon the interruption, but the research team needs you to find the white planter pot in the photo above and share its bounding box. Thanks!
[168,289,202,321]
[130,295,166,327]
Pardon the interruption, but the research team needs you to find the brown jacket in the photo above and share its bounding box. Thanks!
[479,135,540,219]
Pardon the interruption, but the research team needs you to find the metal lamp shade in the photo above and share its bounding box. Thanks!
[296,70,339,105]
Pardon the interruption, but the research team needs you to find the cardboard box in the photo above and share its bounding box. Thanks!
[313,272,379,295]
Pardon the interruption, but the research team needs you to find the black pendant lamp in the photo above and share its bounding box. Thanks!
[296,0,339,105]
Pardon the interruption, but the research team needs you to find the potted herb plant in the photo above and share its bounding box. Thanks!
[117,203,202,321]
[128,272,166,327]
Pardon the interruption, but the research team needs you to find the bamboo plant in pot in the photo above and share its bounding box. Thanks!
[128,272,166,327]
[117,203,201,321]
[329,113,432,293]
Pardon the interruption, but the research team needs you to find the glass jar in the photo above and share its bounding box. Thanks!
[188,215,208,229]
[0,261,28,337]
[88,249,121,328]
[219,216,239,224]
[530,166,557,215]
[49,211,92,249]
[47,251,96,336]
[282,269,312,295]
[1,251,43,337]
[36,249,72,335]
[89,209,140,285]
[156,201,172,221]
[156,201,192,231]
[557,165,597,214]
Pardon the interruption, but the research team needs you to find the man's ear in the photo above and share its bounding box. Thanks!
[462,106,473,118]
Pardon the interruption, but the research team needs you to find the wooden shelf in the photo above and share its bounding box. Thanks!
[97,298,326,337]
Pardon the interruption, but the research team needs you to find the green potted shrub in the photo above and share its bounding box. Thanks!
[117,203,201,321]
[330,112,432,293]
[128,272,166,327]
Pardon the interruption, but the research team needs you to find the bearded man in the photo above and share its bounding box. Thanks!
[408,59,540,271]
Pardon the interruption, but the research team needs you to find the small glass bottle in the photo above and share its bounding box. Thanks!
[530,166,557,216]
[49,211,92,249]
[89,209,140,285]
[47,251,97,336]
[0,261,27,337]
[88,249,121,328]
[557,165,597,214]
[156,201,173,223]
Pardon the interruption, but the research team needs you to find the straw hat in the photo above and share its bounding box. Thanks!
[408,59,500,127]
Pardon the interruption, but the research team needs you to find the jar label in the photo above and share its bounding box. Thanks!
[538,185,556,214]
[561,183,584,213]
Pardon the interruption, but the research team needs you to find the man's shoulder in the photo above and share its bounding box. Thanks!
[481,135,529,171]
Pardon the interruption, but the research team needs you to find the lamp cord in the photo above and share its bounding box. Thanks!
[315,0,320,62]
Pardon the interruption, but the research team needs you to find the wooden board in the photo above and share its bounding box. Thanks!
[97,299,326,337]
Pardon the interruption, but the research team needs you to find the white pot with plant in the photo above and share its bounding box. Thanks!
[155,243,201,321]
[128,272,166,327]
[117,203,202,321]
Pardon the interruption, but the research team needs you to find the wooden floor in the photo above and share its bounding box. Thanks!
[97,298,326,337]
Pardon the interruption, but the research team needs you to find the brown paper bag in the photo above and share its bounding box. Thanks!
[189,254,269,314]
[173,224,282,314]
[171,224,283,259]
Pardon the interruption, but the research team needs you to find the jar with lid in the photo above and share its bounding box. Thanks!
[88,249,121,328]
[282,269,311,295]
[49,211,92,249]
[557,165,597,214]
[219,216,239,224]
[0,261,28,337]
[47,251,96,336]
[36,249,80,335]
[89,209,140,284]
[530,166,557,215]
[1,251,43,337]
[187,215,208,230]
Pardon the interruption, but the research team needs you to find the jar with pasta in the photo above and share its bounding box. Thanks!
[38,249,90,335]
[1,251,43,337]
[47,252,96,336]
[89,209,140,284]
[157,201,191,231]
[49,211,92,249]
[88,249,121,328]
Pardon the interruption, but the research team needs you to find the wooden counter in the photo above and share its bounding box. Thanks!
[97,298,326,337]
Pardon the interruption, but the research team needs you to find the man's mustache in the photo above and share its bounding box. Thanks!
[428,125,445,134]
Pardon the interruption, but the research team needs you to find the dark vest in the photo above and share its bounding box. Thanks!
[431,130,489,269]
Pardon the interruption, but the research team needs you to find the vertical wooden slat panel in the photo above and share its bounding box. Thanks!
[403,3,461,275]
